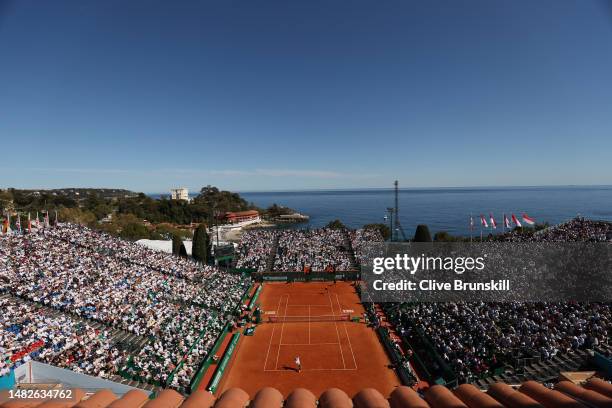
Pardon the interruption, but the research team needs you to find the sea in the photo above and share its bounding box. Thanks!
[152,186,612,237]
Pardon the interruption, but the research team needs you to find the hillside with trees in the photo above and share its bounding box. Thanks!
[0,185,259,241]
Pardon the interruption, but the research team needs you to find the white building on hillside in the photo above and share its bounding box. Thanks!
[170,187,189,201]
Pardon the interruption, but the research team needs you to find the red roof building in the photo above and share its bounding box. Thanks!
[223,211,260,224]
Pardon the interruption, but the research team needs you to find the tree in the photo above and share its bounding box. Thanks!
[363,223,391,240]
[413,224,432,242]
[179,242,188,257]
[172,234,183,255]
[93,203,113,220]
[120,222,150,241]
[192,224,211,263]
[58,207,97,226]
[434,231,455,242]
[326,219,346,229]
[193,185,257,218]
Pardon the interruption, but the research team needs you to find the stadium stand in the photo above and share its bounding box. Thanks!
[0,224,251,392]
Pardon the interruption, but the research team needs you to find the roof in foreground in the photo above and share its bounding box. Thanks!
[2,378,612,408]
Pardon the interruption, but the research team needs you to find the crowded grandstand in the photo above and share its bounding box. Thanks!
[1,224,251,392]
[2,217,612,402]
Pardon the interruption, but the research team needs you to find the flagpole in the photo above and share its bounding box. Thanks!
[470,213,473,243]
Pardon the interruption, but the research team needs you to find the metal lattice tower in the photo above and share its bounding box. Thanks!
[394,180,408,241]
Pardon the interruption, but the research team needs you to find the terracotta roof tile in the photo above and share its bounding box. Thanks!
[555,381,612,408]
[283,388,317,408]
[179,391,215,408]
[486,383,544,408]
[105,390,149,408]
[453,384,504,408]
[353,388,389,408]
[212,388,249,408]
[141,390,183,408]
[518,381,586,408]
[425,385,469,408]
[249,387,283,408]
[73,390,117,408]
[389,386,429,408]
[318,388,352,408]
[35,389,86,408]
[586,378,612,399]
[5,378,612,408]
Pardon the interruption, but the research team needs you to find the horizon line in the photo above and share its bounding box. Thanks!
[4,183,612,195]
[147,184,612,195]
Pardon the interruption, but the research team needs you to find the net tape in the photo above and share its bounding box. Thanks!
[268,314,350,323]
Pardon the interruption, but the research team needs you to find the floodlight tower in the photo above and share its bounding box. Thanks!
[385,207,394,241]
[394,180,408,241]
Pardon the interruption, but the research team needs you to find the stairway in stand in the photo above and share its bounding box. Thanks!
[374,303,429,390]
[342,229,358,269]
[265,234,280,272]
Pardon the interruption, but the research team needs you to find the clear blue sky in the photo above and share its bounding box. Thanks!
[1,0,612,192]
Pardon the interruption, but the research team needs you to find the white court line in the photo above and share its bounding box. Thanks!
[328,291,346,369]
[336,293,358,369]
[274,294,289,369]
[285,304,333,307]
[263,294,284,371]
[280,342,340,346]
[308,305,311,345]
[264,368,358,372]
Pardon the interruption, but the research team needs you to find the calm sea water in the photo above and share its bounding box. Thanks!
[238,186,612,236]
[150,186,612,236]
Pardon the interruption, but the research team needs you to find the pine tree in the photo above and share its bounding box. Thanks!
[179,242,188,257]
[192,224,210,263]
[172,234,182,255]
[413,224,432,242]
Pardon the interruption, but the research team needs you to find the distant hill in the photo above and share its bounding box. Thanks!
[6,188,139,200]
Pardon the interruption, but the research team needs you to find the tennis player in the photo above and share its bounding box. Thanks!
[295,356,302,373]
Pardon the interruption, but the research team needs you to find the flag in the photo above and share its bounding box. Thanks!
[16,214,21,233]
[36,211,40,228]
[489,213,497,229]
[28,213,32,233]
[480,214,488,228]
[511,214,522,227]
[4,213,11,234]
[44,211,50,228]
[522,213,536,225]
[503,214,511,228]
[469,215,474,230]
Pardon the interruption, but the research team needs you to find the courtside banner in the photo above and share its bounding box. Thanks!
[360,242,612,302]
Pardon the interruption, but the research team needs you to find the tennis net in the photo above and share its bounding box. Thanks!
[268,314,350,323]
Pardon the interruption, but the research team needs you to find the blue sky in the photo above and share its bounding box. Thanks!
[1,0,612,192]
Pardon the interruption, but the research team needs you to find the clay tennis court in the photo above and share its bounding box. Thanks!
[217,281,400,397]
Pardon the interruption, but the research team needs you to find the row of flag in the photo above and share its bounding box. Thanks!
[1,211,55,234]
[470,213,536,230]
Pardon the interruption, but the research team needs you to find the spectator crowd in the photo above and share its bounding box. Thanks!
[1,297,124,379]
[501,217,612,242]
[235,229,276,271]
[235,228,358,272]
[383,218,612,383]
[2,217,612,391]
[273,228,354,271]
[0,224,250,391]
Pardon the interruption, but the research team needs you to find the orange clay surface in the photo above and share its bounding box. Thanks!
[216,281,400,398]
